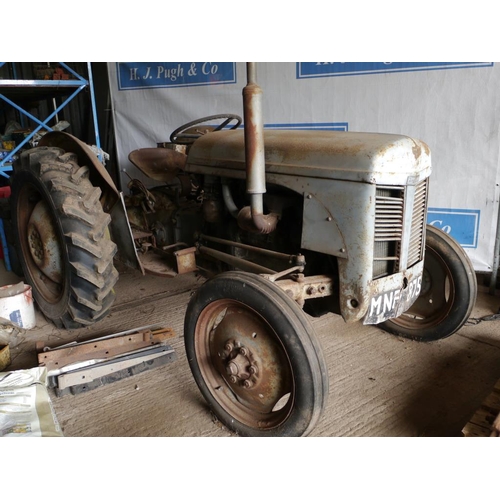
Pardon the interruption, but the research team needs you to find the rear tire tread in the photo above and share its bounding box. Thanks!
[12,147,118,329]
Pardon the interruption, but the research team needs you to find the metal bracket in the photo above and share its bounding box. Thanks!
[53,345,177,396]
[55,345,175,391]
[270,274,334,307]
[261,265,304,283]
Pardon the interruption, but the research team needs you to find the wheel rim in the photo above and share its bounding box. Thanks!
[389,246,455,330]
[17,182,65,304]
[195,299,295,430]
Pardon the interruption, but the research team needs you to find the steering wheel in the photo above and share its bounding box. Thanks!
[169,114,242,145]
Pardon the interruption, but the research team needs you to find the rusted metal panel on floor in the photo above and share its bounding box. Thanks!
[37,326,175,372]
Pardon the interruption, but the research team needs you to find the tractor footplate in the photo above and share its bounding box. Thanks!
[138,245,197,277]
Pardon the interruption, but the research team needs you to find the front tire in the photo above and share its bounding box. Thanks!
[380,225,477,341]
[11,147,119,329]
[184,271,328,437]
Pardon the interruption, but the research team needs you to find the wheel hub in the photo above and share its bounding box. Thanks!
[202,302,293,417]
[420,268,432,296]
[221,340,259,389]
[28,225,44,266]
[27,200,63,284]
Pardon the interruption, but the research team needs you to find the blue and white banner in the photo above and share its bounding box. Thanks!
[427,208,481,248]
[117,62,237,90]
[297,62,493,79]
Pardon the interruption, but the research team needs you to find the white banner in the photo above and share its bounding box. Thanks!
[108,62,500,272]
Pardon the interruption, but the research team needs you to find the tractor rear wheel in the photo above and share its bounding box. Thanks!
[11,147,119,329]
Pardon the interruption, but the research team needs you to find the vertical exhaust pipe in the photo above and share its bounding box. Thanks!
[237,62,278,234]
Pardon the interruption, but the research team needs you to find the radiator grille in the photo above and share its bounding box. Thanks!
[407,180,428,268]
[373,179,428,279]
[373,186,404,278]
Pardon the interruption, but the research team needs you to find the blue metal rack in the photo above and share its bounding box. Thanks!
[0,62,101,178]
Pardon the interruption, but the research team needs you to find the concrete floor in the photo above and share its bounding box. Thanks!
[2,262,500,437]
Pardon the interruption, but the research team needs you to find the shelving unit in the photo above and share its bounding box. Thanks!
[0,62,101,178]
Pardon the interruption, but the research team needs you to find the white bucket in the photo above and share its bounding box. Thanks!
[0,283,36,329]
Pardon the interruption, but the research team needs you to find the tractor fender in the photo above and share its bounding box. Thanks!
[37,131,119,209]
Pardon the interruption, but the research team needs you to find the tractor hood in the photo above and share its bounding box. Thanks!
[186,129,431,185]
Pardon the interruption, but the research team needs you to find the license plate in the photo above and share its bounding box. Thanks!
[365,276,422,324]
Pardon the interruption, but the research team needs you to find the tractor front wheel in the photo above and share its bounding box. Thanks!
[184,271,329,437]
[380,225,477,341]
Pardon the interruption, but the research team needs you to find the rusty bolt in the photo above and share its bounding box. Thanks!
[227,362,238,376]
[239,347,248,356]
[224,343,233,352]
[249,365,258,375]
[306,286,316,295]
[243,380,253,389]
[229,375,238,384]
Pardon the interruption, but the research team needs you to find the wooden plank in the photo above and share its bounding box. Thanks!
[469,406,498,429]
[462,421,492,437]
[463,378,500,437]
[38,327,176,372]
